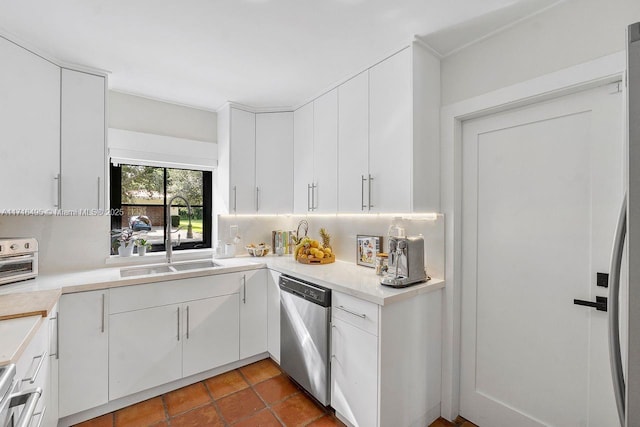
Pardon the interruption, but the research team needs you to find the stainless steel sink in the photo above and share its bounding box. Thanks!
[119,260,221,278]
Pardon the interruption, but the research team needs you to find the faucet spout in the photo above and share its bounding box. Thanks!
[166,195,193,264]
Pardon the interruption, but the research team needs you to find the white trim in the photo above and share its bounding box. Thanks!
[439,50,626,421]
[111,88,220,114]
[413,35,444,59]
[215,101,293,114]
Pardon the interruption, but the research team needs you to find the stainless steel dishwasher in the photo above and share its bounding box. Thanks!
[279,275,331,405]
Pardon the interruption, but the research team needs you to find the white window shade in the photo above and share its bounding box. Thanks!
[108,128,218,170]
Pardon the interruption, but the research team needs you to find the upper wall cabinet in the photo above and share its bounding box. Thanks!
[293,88,338,213]
[61,69,106,211]
[218,105,293,214]
[0,36,60,210]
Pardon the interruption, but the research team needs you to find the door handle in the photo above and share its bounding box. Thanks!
[573,296,608,312]
[368,174,374,209]
[361,175,367,211]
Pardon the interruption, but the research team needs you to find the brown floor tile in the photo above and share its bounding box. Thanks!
[149,422,168,427]
[114,397,165,427]
[430,418,456,427]
[239,358,281,384]
[271,394,324,427]
[217,387,266,423]
[306,415,346,427]
[205,369,250,399]
[253,374,299,404]
[460,423,478,427]
[233,408,282,427]
[74,413,114,427]
[169,403,224,427]
[164,382,212,417]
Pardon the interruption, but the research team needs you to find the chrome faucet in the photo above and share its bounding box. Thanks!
[165,195,193,264]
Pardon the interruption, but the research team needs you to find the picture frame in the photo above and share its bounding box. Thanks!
[356,235,382,268]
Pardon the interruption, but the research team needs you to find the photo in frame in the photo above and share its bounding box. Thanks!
[356,235,382,267]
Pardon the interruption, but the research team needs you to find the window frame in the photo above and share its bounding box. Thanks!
[110,163,212,253]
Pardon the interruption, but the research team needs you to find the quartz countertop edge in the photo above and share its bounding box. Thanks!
[0,315,43,366]
[0,288,61,320]
[0,256,444,306]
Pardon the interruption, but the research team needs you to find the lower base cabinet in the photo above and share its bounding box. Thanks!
[267,270,281,362]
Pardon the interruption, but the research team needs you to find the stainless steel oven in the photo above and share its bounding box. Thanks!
[0,364,42,427]
[0,239,38,286]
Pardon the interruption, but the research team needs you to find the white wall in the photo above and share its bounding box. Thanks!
[109,91,217,142]
[441,0,640,105]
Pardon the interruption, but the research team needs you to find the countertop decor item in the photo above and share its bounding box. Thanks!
[135,238,151,256]
[246,244,270,257]
[295,236,335,265]
[357,235,382,267]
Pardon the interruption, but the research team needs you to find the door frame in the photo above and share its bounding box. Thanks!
[439,50,626,421]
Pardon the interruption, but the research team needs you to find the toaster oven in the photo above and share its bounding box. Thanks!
[0,238,38,286]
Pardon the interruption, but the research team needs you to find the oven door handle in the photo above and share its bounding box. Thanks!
[9,387,42,427]
[0,254,35,265]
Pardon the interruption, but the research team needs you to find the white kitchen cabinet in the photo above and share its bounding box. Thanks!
[368,45,441,213]
[61,69,106,211]
[239,269,268,359]
[267,269,281,362]
[293,102,314,213]
[0,36,60,210]
[255,112,294,213]
[182,294,240,377]
[59,290,109,418]
[293,89,338,213]
[312,89,338,213]
[109,304,183,400]
[338,71,370,213]
[331,317,378,427]
[229,107,256,213]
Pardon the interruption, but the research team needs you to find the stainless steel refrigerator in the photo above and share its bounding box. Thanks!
[610,21,640,427]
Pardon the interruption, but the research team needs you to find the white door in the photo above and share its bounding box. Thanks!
[255,112,294,214]
[460,83,623,427]
[338,71,369,213]
[183,294,239,377]
[239,269,268,359]
[313,88,338,213]
[293,102,314,213]
[230,107,256,213]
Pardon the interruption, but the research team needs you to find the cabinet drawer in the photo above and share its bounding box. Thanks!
[332,292,379,336]
[110,272,244,313]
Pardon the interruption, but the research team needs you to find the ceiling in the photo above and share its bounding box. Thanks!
[0,0,560,111]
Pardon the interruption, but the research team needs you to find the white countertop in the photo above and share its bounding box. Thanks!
[0,315,42,366]
[0,255,444,306]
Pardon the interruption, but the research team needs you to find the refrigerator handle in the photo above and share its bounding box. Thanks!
[609,193,627,427]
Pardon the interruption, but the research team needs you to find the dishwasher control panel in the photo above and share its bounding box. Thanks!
[279,275,331,307]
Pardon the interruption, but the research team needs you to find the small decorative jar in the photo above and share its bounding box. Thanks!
[375,253,389,276]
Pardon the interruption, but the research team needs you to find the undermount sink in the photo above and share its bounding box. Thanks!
[120,260,221,278]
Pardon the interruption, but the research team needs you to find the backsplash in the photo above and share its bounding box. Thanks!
[0,215,110,274]
[217,215,445,279]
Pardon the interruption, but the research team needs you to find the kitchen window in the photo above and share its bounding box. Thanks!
[110,164,212,254]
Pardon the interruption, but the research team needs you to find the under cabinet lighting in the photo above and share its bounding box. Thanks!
[218,213,440,221]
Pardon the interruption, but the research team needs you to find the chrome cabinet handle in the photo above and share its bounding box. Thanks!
[361,175,367,211]
[256,187,260,212]
[312,183,317,211]
[54,174,61,209]
[50,313,59,359]
[97,177,101,209]
[242,275,247,304]
[33,406,46,427]
[22,352,46,384]
[101,294,105,333]
[335,305,366,319]
[368,175,374,209]
[233,185,237,212]
[9,387,42,427]
[186,305,190,340]
[307,184,312,211]
[177,307,180,341]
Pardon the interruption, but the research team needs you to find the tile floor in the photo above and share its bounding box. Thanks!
[73,357,478,427]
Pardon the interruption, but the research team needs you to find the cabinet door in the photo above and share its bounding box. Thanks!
[255,112,294,213]
[338,72,370,213]
[230,108,256,213]
[267,270,281,362]
[183,294,240,377]
[369,48,412,213]
[313,89,338,213]
[0,37,60,210]
[240,269,268,359]
[109,304,182,400]
[293,102,314,214]
[61,69,106,211]
[59,291,108,417]
[331,317,378,427]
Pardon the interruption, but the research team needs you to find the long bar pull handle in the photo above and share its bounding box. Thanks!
[54,174,61,209]
[256,187,260,212]
[97,177,101,209]
[177,307,180,341]
[233,186,237,212]
[101,294,105,333]
[307,184,312,212]
[361,175,367,211]
[312,183,317,211]
[33,405,46,427]
[50,313,59,359]
[368,175,374,209]
[242,275,247,304]
[573,297,608,311]
[609,194,627,427]
[186,306,190,340]
[22,352,46,384]
[335,305,367,319]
